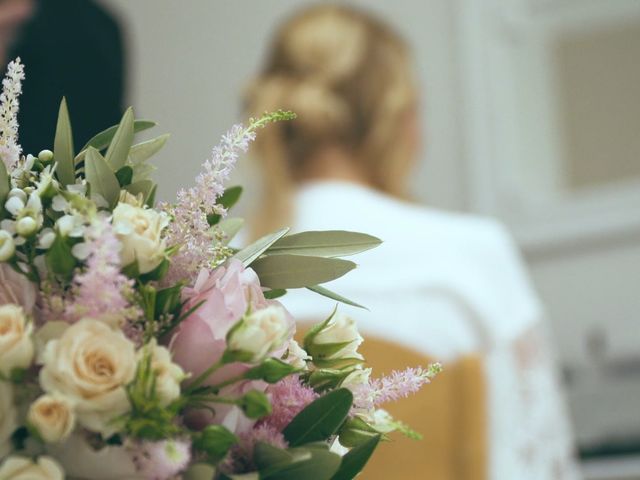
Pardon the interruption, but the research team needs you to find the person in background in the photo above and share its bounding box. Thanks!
[1,0,125,155]
[245,5,581,480]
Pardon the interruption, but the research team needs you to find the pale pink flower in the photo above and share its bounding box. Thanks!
[130,439,191,480]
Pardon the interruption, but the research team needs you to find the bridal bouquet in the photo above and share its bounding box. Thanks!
[0,59,440,480]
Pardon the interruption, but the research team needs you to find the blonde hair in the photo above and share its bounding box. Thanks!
[245,4,417,237]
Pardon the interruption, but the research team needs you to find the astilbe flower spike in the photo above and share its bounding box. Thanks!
[0,58,25,169]
[162,111,295,284]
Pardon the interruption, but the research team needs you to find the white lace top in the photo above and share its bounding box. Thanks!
[280,181,581,480]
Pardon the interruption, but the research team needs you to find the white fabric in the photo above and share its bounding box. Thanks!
[279,180,581,480]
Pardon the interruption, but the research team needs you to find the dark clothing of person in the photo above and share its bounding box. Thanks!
[8,0,125,156]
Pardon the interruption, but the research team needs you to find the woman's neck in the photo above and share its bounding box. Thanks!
[296,147,370,187]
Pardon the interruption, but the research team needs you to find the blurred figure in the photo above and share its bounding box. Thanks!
[2,0,125,155]
[245,5,580,480]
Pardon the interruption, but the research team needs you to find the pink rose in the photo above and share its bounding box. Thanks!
[0,264,36,313]
[169,259,294,432]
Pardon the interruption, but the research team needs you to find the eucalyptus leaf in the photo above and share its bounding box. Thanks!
[232,227,289,267]
[84,147,120,207]
[251,255,356,289]
[217,217,245,245]
[283,388,353,447]
[307,285,366,309]
[266,231,381,258]
[331,434,381,480]
[129,133,170,163]
[53,98,75,185]
[81,119,156,152]
[105,107,134,170]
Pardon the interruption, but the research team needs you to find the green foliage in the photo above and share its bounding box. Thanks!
[0,160,9,215]
[256,443,341,480]
[129,134,170,164]
[85,147,120,207]
[192,425,238,463]
[330,434,381,480]
[263,288,287,300]
[105,107,134,170]
[217,217,245,245]
[306,285,365,309]
[250,254,356,290]
[81,119,156,152]
[232,227,289,267]
[124,350,183,440]
[265,231,381,258]
[338,417,382,448]
[245,358,297,383]
[115,166,133,187]
[282,388,353,447]
[239,390,272,419]
[45,234,77,278]
[53,98,75,186]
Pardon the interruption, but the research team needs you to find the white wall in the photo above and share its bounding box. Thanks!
[102,0,640,449]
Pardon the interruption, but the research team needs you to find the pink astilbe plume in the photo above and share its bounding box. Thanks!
[65,218,137,331]
[162,111,295,284]
[353,363,442,410]
[0,58,25,169]
[223,423,288,474]
[260,375,318,431]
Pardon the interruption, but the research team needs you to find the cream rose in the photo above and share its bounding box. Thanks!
[285,339,310,370]
[27,394,76,443]
[228,305,291,362]
[143,340,187,406]
[0,456,64,480]
[39,319,137,435]
[112,202,168,274]
[312,312,363,360]
[0,304,34,376]
[0,383,17,458]
[0,231,15,261]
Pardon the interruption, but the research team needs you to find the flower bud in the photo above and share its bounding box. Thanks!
[0,231,15,261]
[304,311,363,367]
[192,425,238,463]
[38,150,54,162]
[16,216,38,237]
[8,188,26,202]
[4,196,24,216]
[245,358,298,383]
[226,306,291,363]
[239,390,271,419]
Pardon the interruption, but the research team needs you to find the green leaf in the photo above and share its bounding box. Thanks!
[84,147,120,207]
[254,442,295,471]
[129,133,170,163]
[155,285,183,317]
[240,390,272,419]
[266,231,381,258]
[207,186,244,225]
[115,166,133,186]
[105,107,134,170]
[338,417,381,448]
[251,255,356,289]
[81,119,156,152]
[45,234,77,278]
[245,358,297,383]
[0,160,9,209]
[283,388,353,447]
[53,98,76,185]
[264,288,287,300]
[331,434,381,480]
[146,183,158,207]
[125,180,155,201]
[307,285,366,309]
[183,464,217,480]
[192,425,238,463]
[263,446,342,480]
[232,227,289,267]
[217,217,245,245]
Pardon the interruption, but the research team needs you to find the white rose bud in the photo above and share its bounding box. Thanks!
[0,383,17,458]
[341,367,372,391]
[0,231,15,261]
[285,339,310,370]
[227,305,291,362]
[0,304,34,376]
[27,394,76,443]
[112,203,168,274]
[143,340,187,406]
[0,456,64,480]
[39,319,137,436]
[311,312,364,361]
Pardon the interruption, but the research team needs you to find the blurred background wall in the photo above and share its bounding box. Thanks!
[101,0,640,477]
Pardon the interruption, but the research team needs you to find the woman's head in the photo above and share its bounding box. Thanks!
[246,4,419,234]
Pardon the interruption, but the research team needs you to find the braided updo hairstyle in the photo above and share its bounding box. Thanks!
[245,4,418,237]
